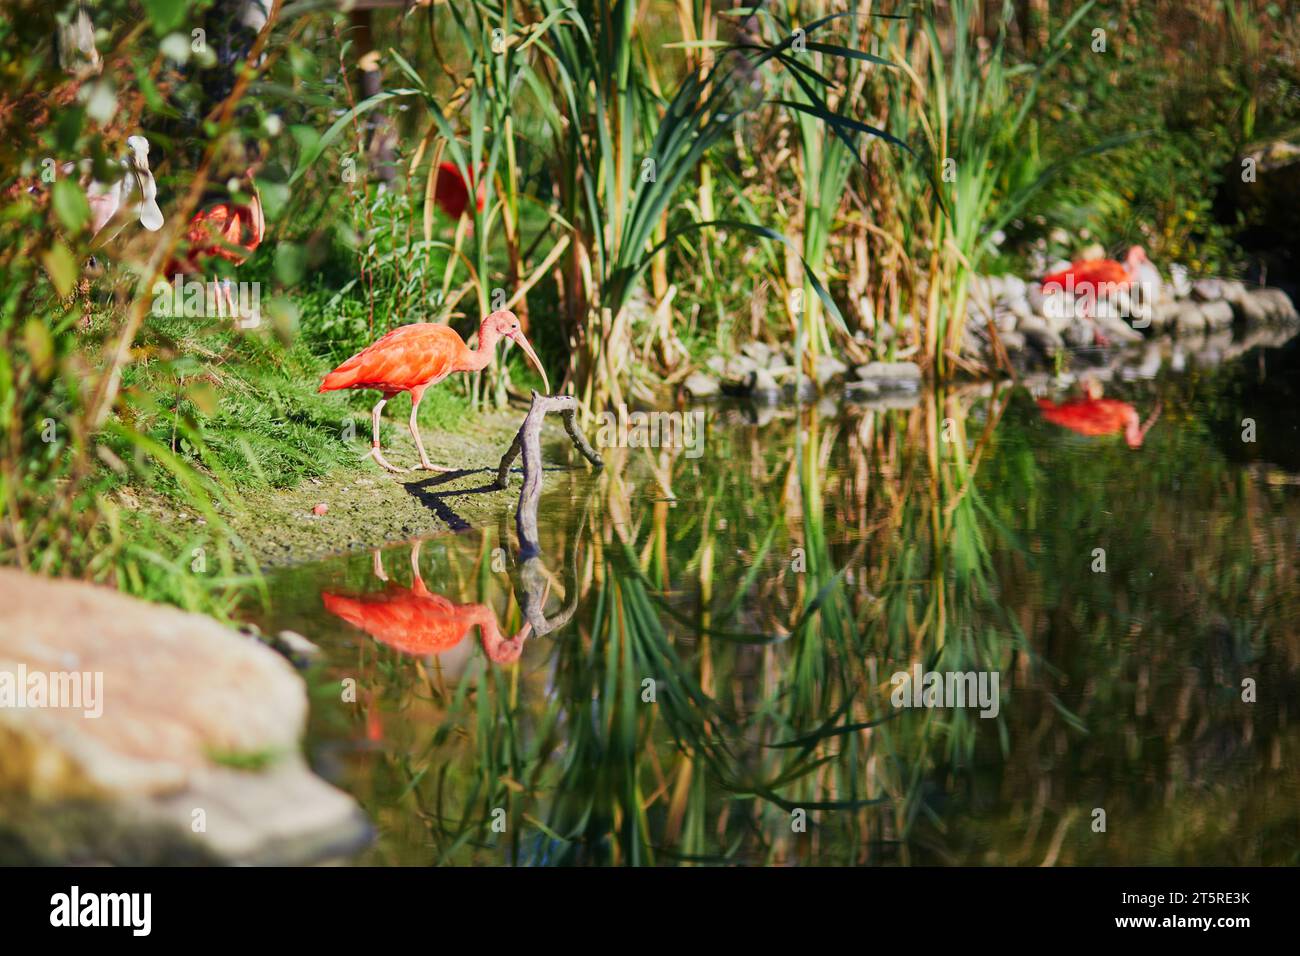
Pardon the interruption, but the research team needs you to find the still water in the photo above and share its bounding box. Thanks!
[245,341,1300,865]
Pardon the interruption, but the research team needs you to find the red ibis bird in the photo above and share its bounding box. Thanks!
[1041,245,1155,346]
[164,170,265,319]
[318,309,550,473]
[1037,380,1162,449]
[322,543,531,664]
[432,161,483,220]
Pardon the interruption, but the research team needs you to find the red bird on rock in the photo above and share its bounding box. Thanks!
[319,310,550,473]
[1041,245,1154,347]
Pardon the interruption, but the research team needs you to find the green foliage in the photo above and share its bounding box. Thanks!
[4,0,1297,615]
[1024,0,1300,274]
[0,0,339,603]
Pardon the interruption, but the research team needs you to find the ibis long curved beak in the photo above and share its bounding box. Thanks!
[510,330,551,395]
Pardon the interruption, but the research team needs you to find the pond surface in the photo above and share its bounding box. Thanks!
[244,337,1300,865]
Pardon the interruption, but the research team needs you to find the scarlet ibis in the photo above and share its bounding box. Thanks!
[318,309,550,473]
[322,543,530,664]
[432,161,483,220]
[1037,380,1162,449]
[164,170,265,318]
[1041,245,1153,346]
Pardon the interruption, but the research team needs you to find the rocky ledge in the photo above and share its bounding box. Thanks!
[959,271,1298,365]
[0,569,370,865]
[683,272,1298,402]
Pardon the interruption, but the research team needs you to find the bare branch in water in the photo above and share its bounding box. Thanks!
[495,393,603,559]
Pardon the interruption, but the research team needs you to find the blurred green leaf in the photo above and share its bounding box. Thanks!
[274,241,306,286]
[23,319,55,380]
[41,242,78,297]
[160,32,191,63]
[55,107,84,153]
[83,82,118,124]
[51,179,90,233]
[257,179,291,221]
[142,0,188,34]
[289,124,321,155]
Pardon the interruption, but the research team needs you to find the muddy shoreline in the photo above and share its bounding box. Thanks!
[224,409,573,568]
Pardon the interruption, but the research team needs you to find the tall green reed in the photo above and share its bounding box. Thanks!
[879,0,1102,376]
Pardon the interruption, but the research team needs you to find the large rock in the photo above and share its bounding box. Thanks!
[0,570,369,864]
[1096,313,1145,343]
[1005,300,1032,328]
[1232,291,1271,325]
[1150,300,1182,331]
[1236,288,1300,325]
[739,341,772,366]
[813,354,848,387]
[1042,305,1075,337]
[708,353,760,386]
[746,366,782,404]
[1219,279,1248,305]
[854,361,922,390]
[995,329,1026,353]
[1019,316,1066,356]
[683,370,720,399]
[966,274,996,314]
[1199,299,1235,331]
[1062,322,1097,350]
[962,328,989,359]
[1027,283,1048,317]
[1002,274,1028,303]
[1192,278,1226,302]
[766,354,795,379]
[1171,303,1208,336]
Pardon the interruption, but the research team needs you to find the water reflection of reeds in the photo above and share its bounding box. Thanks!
[286,378,1298,865]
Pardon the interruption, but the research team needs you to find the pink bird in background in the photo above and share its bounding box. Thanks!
[1040,245,1157,346]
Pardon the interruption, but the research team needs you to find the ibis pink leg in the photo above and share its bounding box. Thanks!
[409,389,454,472]
[369,394,407,473]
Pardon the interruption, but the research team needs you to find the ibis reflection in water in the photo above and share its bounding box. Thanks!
[1037,378,1162,448]
[243,366,1300,865]
[321,541,537,664]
